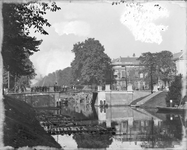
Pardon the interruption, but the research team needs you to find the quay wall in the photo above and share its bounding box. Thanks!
[95,85,150,106]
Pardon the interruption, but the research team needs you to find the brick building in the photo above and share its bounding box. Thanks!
[112,51,186,91]
[111,55,147,90]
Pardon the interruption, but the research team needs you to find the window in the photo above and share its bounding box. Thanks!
[140,73,143,78]
[121,70,126,78]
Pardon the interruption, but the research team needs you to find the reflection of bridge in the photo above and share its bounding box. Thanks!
[40,118,114,135]
[44,125,114,135]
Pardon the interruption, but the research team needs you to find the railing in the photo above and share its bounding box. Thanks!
[6,85,98,96]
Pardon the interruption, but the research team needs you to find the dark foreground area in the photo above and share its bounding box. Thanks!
[3,95,61,149]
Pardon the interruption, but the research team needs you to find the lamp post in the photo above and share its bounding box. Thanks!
[170,100,173,107]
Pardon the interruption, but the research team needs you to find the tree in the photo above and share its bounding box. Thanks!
[35,67,73,86]
[138,52,158,92]
[2,2,60,90]
[165,74,182,107]
[156,51,176,85]
[71,38,113,86]
[138,51,176,92]
[14,76,32,92]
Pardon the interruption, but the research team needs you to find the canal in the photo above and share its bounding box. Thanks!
[35,100,187,150]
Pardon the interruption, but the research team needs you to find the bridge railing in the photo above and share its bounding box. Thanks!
[6,85,98,95]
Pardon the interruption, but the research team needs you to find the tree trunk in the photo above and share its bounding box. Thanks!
[0,2,5,147]
[14,74,17,92]
[150,64,153,93]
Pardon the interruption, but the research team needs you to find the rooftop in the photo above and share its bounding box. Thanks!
[112,50,185,66]
[112,57,140,66]
[172,50,184,61]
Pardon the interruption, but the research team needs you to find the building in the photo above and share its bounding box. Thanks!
[173,50,187,97]
[112,55,147,90]
[173,50,186,77]
[112,51,186,91]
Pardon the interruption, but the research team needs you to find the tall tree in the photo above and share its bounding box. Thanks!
[2,2,60,90]
[138,52,158,92]
[71,38,113,86]
[138,51,176,91]
[165,74,182,107]
[35,67,73,86]
[157,51,176,85]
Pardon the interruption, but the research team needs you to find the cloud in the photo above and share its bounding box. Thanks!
[30,49,74,77]
[53,21,90,36]
[120,2,169,44]
[63,12,79,20]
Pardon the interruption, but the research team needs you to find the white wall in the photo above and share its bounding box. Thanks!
[176,59,186,77]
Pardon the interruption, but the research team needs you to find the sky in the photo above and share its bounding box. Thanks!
[29,1,186,83]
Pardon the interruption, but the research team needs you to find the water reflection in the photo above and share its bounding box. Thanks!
[97,106,184,149]
[35,101,186,149]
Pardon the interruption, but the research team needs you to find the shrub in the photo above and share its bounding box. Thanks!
[165,74,182,107]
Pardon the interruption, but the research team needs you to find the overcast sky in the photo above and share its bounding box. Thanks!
[29,1,186,82]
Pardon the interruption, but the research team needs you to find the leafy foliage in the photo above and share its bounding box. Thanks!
[2,2,60,89]
[71,38,113,85]
[165,74,182,107]
[34,67,73,86]
[156,51,176,83]
[138,51,176,89]
[138,52,158,89]
[14,76,32,92]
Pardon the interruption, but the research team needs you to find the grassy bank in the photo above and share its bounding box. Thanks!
[3,95,61,149]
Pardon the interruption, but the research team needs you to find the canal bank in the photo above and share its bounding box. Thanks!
[3,95,62,149]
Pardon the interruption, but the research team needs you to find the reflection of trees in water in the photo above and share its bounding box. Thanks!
[25,95,55,107]
[73,133,113,148]
[141,115,182,148]
[58,94,98,120]
[59,103,97,121]
[73,121,116,148]
[165,114,182,140]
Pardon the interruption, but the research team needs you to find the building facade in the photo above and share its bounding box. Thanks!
[173,50,187,97]
[112,56,147,90]
[112,51,186,91]
[173,50,186,77]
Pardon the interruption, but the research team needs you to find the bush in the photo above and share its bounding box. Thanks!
[165,74,182,107]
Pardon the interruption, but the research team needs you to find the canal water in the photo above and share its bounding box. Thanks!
[35,101,187,150]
